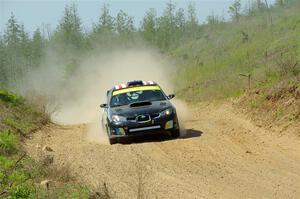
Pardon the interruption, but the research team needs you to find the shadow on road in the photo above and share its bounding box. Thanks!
[119,128,203,145]
[180,129,203,139]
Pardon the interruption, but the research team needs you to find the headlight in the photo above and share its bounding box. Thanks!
[160,108,173,117]
[112,115,127,123]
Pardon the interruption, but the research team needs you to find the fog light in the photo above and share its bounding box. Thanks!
[115,128,125,135]
[165,120,174,130]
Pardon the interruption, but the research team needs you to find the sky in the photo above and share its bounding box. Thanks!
[0,0,275,35]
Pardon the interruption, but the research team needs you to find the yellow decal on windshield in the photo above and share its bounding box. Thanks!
[112,86,161,96]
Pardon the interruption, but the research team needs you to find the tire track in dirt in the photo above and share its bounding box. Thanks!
[25,103,300,199]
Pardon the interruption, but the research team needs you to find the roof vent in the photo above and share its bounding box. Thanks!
[127,80,144,87]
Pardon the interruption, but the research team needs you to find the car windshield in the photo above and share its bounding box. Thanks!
[110,89,167,107]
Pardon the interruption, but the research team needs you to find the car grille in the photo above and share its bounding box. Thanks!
[127,113,160,121]
[136,114,151,122]
[127,116,136,121]
[150,113,160,118]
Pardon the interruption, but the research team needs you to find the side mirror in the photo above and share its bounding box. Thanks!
[167,94,175,100]
[100,104,108,108]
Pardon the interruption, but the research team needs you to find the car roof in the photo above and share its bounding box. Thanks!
[112,80,157,91]
[106,80,160,99]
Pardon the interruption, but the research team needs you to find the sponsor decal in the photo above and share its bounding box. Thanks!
[112,86,161,96]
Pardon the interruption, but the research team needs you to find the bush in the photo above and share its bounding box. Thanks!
[0,89,24,105]
[9,184,34,199]
[3,116,33,136]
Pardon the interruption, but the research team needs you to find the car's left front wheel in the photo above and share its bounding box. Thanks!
[109,138,117,145]
[171,129,180,138]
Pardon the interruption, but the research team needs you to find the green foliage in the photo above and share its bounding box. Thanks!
[274,106,285,119]
[31,28,44,67]
[141,8,157,44]
[0,14,36,89]
[0,90,51,139]
[0,89,91,198]
[156,2,177,50]
[0,1,299,101]
[141,2,201,49]
[3,116,33,135]
[0,1,299,197]
[91,4,116,48]
[0,89,24,105]
[172,0,300,100]
[228,0,242,20]
[4,14,22,45]
[187,2,198,27]
[0,154,39,198]
[0,152,91,199]
[116,10,135,35]
[96,4,115,33]
[9,184,34,199]
[64,59,80,78]
[55,184,90,199]
[250,94,267,109]
[0,2,204,87]
[54,3,84,51]
[0,129,19,154]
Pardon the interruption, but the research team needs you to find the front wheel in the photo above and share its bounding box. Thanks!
[109,138,117,145]
[106,124,117,145]
[170,129,180,139]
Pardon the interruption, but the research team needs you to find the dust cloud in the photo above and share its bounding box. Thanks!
[53,49,176,124]
[19,48,190,142]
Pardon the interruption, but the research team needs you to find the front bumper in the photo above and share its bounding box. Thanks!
[108,114,179,138]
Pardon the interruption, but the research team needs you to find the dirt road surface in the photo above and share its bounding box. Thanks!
[25,103,300,199]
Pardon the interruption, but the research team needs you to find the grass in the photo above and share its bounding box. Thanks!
[0,89,96,198]
[0,89,24,105]
[0,154,41,198]
[250,94,267,109]
[1,2,300,197]
[172,2,300,102]
[0,129,19,155]
[0,89,45,198]
[3,117,33,136]
[274,106,285,119]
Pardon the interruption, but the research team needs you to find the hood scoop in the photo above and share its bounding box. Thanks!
[160,102,167,106]
[115,108,122,113]
[130,101,152,108]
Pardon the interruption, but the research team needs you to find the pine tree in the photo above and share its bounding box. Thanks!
[3,13,23,89]
[186,2,199,37]
[228,0,242,21]
[157,1,176,50]
[53,3,85,78]
[55,3,84,53]
[94,4,115,34]
[92,3,116,48]
[19,24,31,62]
[175,8,185,29]
[0,36,7,86]
[114,10,135,45]
[141,8,157,44]
[31,28,44,67]
[4,13,21,46]
[186,2,198,27]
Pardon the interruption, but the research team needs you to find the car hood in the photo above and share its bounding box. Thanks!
[109,100,172,117]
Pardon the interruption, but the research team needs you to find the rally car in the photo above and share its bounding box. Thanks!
[100,80,180,144]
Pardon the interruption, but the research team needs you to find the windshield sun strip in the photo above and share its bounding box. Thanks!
[112,86,161,96]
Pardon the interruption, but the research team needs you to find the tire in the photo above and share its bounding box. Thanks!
[109,138,117,145]
[171,129,180,139]
[105,124,117,145]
